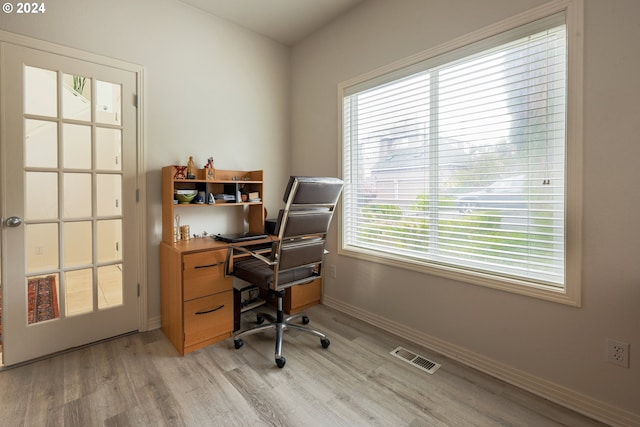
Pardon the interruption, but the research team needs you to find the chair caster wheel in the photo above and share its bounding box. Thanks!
[256,314,265,324]
[234,339,244,349]
[301,316,310,325]
[321,338,330,348]
[276,357,286,368]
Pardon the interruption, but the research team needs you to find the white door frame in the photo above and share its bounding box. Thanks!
[0,30,148,336]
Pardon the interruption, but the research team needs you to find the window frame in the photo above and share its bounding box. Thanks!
[337,0,583,306]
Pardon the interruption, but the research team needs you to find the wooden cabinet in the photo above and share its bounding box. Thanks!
[160,166,265,355]
[161,243,234,355]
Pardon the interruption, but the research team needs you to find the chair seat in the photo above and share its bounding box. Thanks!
[233,258,315,289]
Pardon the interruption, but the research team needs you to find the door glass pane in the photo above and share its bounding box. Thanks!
[96,127,122,171]
[63,124,91,169]
[97,219,121,263]
[27,274,60,324]
[96,174,121,216]
[64,221,92,267]
[25,120,58,168]
[26,223,59,273]
[96,80,121,125]
[24,66,57,117]
[63,173,92,218]
[65,269,93,316]
[26,172,58,220]
[98,264,122,309]
[63,73,91,121]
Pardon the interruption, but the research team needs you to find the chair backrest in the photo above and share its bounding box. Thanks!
[273,176,343,283]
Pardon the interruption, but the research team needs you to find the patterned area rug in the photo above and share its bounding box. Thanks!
[28,275,60,324]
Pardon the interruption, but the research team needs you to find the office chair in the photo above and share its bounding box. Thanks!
[230,176,343,368]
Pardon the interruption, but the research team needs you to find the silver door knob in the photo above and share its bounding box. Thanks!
[5,216,23,227]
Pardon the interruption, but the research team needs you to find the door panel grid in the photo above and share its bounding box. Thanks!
[23,65,124,321]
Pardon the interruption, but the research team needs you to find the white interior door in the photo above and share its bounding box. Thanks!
[0,42,140,366]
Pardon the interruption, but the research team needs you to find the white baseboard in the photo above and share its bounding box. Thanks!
[322,295,639,427]
[146,315,162,331]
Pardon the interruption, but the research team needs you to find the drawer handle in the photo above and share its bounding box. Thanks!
[194,262,222,269]
[195,304,224,315]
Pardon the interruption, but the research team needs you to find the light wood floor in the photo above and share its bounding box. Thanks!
[0,305,604,426]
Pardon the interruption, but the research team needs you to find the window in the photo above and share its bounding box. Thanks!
[339,4,582,304]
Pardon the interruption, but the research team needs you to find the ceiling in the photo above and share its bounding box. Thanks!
[179,0,365,45]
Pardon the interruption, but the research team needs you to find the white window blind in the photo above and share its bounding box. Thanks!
[342,14,567,288]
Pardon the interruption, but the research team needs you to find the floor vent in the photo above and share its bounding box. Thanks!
[390,346,441,374]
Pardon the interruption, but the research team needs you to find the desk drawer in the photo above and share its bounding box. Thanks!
[183,250,231,300]
[184,291,233,349]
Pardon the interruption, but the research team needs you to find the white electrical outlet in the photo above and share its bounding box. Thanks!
[606,339,630,368]
[329,265,337,279]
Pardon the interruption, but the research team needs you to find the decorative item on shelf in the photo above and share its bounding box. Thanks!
[208,193,215,204]
[179,225,190,240]
[174,215,181,242]
[186,156,196,179]
[196,191,206,204]
[239,187,249,202]
[173,165,187,180]
[175,189,197,204]
[205,157,215,181]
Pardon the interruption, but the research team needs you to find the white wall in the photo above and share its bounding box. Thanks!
[0,0,292,325]
[291,0,640,422]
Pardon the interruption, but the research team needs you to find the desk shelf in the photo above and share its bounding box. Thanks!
[241,299,266,313]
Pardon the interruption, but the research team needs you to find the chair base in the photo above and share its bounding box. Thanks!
[233,290,330,368]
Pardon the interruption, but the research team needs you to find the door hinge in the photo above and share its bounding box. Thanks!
[134,94,138,108]
[136,188,139,202]
[137,283,140,297]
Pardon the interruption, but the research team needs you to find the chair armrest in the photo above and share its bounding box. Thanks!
[234,245,276,265]
[224,244,277,277]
